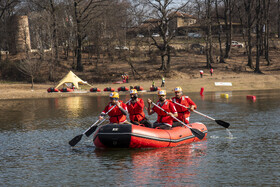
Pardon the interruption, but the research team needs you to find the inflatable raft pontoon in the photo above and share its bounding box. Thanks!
[93,123,207,148]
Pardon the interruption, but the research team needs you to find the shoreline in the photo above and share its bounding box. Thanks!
[0,72,279,100]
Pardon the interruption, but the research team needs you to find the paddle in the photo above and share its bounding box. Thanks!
[151,102,205,140]
[68,105,117,147]
[69,99,131,147]
[173,101,230,128]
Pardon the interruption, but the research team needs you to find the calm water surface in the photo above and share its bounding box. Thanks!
[0,90,279,186]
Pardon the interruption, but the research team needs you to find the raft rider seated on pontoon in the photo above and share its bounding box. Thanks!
[99,92,128,124]
[171,87,197,126]
[127,89,152,127]
[147,90,178,129]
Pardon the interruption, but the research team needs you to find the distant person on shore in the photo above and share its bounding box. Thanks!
[171,87,197,125]
[152,80,155,88]
[99,92,128,124]
[147,90,178,129]
[127,89,152,127]
[200,70,204,78]
[210,68,213,76]
[122,74,126,83]
[161,76,165,87]
[125,73,129,83]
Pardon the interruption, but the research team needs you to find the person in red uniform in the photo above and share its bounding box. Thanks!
[200,70,204,78]
[210,68,213,76]
[147,90,178,129]
[171,87,197,125]
[127,89,152,127]
[99,92,128,124]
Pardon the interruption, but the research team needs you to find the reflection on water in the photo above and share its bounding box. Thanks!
[93,142,207,186]
[0,89,280,186]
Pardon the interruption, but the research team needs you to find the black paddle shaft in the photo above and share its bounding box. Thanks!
[173,101,230,128]
[151,102,205,140]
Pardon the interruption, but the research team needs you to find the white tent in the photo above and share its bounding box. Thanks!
[55,71,92,89]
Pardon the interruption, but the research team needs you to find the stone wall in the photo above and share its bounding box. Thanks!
[8,15,31,54]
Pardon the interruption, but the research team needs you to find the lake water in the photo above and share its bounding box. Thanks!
[0,90,279,186]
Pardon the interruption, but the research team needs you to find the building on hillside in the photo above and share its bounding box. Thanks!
[128,11,244,38]
[127,11,197,37]
[177,21,243,36]
[168,11,197,34]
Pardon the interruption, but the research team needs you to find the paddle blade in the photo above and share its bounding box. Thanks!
[215,120,230,128]
[190,128,205,140]
[69,134,83,147]
[85,126,98,137]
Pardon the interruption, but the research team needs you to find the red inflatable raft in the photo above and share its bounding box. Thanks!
[134,86,144,91]
[93,123,207,148]
[60,88,73,92]
[90,88,101,92]
[47,87,59,93]
[104,87,115,92]
[118,86,129,91]
[150,86,161,91]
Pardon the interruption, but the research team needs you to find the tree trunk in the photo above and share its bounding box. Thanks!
[246,1,253,68]
[160,54,167,71]
[215,0,225,63]
[167,45,171,71]
[76,35,83,71]
[264,0,271,65]
[74,1,83,72]
[224,0,232,59]
[255,0,262,73]
[205,0,213,68]
[278,0,280,38]
[49,62,54,81]
[31,75,34,90]
[50,1,59,66]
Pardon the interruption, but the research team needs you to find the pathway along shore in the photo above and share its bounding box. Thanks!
[0,73,279,100]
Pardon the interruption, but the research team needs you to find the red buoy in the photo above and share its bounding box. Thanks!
[247,95,256,101]
[200,87,204,96]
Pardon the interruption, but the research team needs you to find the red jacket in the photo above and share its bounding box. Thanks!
[127,98,145,122]
[172,96,197,123]
[101,100,127,123]
[152,100,177,126]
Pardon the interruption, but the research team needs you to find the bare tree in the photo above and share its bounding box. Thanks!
[17,57,42,89]
[192,0,204,20]
[278,0,280,38]
[255,0,262,73]
[72,0,109,72]
[0,0,20,61]
[214,0,225,63]
[263,0,271,65]
[0,0,19,19]
[240,0,255,69]
[145,0,189,72]
[204,0,214,68]
[27,0,61,82]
